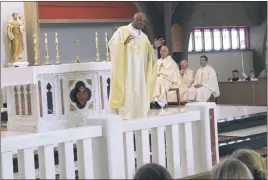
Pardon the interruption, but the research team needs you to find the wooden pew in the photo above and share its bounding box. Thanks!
[217,81,267,106]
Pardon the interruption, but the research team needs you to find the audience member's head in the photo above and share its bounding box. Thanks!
[231,149,266,180]
[211,158,254,179]
[232,70,239,78]
[200,55,208,67]
[180,60,188,70]
[133,163,173,180]
[160,46,169,59]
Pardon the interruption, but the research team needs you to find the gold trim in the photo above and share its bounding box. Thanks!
[39,19,131,24]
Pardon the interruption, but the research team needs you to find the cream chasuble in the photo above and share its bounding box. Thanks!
[178,68,195,102]
[108,24,157,119]
[153,56,179,106]
[188,65,220,102]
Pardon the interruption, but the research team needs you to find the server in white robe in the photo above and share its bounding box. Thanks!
[188,55,220,102]
[178,60,195,102]
[152,46,179,108]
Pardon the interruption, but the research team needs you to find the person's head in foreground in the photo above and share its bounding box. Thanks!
[133,163,173,180]
[200,55,208,67]
[160,46,169,59]
[131,12,147,30]
[231,149,266,180]
[211,158,253,179]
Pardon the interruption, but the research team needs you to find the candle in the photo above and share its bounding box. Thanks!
[33,34,36,44]
[55,32,58,43]
[44,33,47,43]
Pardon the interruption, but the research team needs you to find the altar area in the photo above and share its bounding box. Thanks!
[1,62,112,132]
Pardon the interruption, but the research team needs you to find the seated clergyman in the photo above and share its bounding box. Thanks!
[151,46,179,109]
[178,60,195,102]
[188,55,220,102]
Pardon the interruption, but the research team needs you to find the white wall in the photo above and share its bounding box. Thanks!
[1,2,27,103]
[188,50,253,82]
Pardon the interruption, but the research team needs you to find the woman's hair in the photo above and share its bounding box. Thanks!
[133,163,173,180]
[231,149,266,180]
[211,158,253,179]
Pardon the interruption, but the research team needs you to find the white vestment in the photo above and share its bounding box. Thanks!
[153,56,179,106]
[108,24,157,119]
[178,68,195,102]
[188,65,220,102]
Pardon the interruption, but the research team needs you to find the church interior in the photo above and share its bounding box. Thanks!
[1,1,267,179]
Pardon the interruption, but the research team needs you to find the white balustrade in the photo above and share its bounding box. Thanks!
[1,125,103,179]
[1,102,218,179]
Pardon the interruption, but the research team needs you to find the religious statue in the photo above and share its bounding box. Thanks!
[7,12,28,67]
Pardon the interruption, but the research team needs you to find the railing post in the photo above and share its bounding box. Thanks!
[85,115,126,179]
[185,102,219,173]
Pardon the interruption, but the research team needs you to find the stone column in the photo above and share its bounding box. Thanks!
[163,2,172,52]
[24,2,41,65]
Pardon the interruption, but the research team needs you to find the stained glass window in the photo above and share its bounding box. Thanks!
[231,28,239,49]
[222,28,230,50]
[204,29,212,51]
[194,29,202,51]
[188,32,193,51]
[239,28,246,49]
[213,29,221,50]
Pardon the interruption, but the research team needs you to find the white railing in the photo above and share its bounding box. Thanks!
[1,125,103,179]
[85,102,219,179]
[1,102,218,179]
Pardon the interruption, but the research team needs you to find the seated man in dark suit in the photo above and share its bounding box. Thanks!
[229,70,241,82]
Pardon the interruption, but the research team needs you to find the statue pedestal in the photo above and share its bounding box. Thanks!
[1,62,112,133]
[7,61,29,68]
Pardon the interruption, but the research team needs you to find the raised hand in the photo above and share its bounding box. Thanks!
[154,38,165,48]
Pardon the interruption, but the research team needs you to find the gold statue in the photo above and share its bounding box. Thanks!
[55,32,60,64]
[74,40,81,63]
[105,32,110,61]
[44,33,50,65]
[7,12,28,67]
[95,32,100,62]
